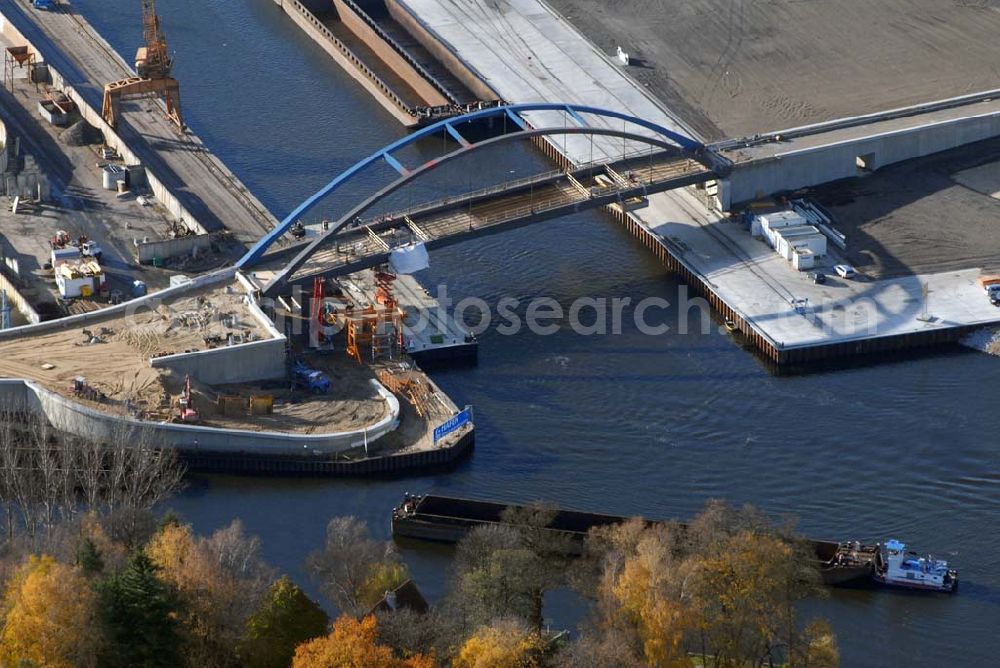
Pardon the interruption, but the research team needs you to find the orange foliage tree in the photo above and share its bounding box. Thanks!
[293,614,435,668]
[0,555,99,668]
[453,619,545,668]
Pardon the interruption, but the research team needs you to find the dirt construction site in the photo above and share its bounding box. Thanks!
[0,282,390,435]
[545,0,1000,140]
[808,136,1000,280]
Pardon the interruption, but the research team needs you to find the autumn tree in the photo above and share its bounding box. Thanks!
[454,618,545,668]
[96,550,183,668]
[0,555,100,668]
[574,502,838,668]
[451,503,571,633]
[794,619,840,668]
[241,575,329,668]
[306,516,407,615]
[292,614,434,668]
[147,519,273,666]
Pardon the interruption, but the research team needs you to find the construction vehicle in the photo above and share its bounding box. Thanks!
[102,0,182,130]
[51,230,71,248]
[292,362,331,394]
[79,237,103,261]
[178,374,199,422]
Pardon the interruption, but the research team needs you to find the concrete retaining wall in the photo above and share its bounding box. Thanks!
[0,267,236,341]
[0,377,401,456]
[722,111,1000,207]
[151,337,286,384]
[331,0,448,107]
[135,233,213,264]
[387,0,499,102]
[0,269,40,325]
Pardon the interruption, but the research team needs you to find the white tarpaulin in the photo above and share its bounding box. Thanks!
[389,242,429,274]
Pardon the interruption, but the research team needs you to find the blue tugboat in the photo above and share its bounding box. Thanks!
[874,539,958,592]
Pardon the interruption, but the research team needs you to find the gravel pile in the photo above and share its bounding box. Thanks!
[60,120,103,146]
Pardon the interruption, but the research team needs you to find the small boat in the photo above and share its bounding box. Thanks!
[724,318,739,332]
[873,539,958,593]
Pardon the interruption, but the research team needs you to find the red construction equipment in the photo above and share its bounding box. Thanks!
[102,0,182,130]
[179,374,199,422]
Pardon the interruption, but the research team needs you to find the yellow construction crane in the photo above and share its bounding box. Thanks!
[102,0,182,130]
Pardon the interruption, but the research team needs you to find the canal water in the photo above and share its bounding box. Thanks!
[74,0,999,664]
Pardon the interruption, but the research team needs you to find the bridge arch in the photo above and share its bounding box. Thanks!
[239,104,718,266]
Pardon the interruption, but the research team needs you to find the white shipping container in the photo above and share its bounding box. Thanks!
[760,210,806,230]
[792,249,815,271]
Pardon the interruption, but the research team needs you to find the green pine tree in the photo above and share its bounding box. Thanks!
[77,537,104,576]
[96,551,183,668]
[239,576,329,668]
[156,509,183,533]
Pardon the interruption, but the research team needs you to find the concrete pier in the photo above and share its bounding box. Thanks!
[396,0,1000,364]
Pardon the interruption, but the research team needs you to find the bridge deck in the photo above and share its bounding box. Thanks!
[287,154,709,286]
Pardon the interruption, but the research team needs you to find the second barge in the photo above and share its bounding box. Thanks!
[391,494,877,587]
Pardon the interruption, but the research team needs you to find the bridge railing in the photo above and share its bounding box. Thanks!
[359,147,677,227]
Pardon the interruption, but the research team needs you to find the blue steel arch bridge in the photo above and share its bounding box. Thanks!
[239,103,730,298]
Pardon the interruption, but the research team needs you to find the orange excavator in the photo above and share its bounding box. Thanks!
[102,0,182,130]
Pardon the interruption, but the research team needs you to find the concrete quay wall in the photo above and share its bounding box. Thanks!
[0,268,237,342]
[0,269,41,325]
[721,109,1000,208]
[0,378,401,456]
[135,233,214,264]
[151,337,286,385]
[384,0,499,102]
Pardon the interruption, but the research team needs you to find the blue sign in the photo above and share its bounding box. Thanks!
[433,406,472,443]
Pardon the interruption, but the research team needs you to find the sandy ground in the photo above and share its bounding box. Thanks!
[0,281,396,435]
[194,353,389,434]
[806,137,1000,279]
[543,0,1000,140]
[0,282,266,413]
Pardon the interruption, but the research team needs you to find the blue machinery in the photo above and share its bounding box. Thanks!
[238,103,726,291]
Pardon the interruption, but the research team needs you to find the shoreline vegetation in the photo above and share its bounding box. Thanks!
[0,418,839,668]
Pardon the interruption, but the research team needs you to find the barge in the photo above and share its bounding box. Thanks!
[391,494,877,587]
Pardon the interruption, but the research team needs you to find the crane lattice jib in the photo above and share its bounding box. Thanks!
[141,0,171,78]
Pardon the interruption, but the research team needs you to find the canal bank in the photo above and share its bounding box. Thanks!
[0,1,475,476]
[0,0,279,247]
[270,0,501,126]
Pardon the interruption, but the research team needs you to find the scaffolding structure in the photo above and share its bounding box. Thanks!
[344,270,404,364]
[4,46,36,94]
